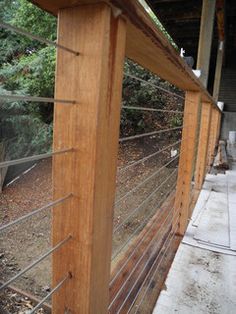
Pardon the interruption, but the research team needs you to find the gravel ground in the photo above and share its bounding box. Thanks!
[0,135,181,313]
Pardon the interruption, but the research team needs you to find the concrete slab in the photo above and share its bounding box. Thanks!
[153,245,236,314]
[191,189,211,227]
[191,173,230,248]
[194,190,229,248]
[153,151,236,314]
[229,202,236,250]
[227,171,236,250]
[182,172,236,255]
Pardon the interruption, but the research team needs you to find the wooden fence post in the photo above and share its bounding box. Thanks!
[216,109,222,142]
[52,4,126,313]
[195,102,212,190]
[173,91,201,236]
[207,107,219,167]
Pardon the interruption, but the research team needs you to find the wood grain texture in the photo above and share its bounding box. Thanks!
[29,0,220,108]
[213,140,229,169]
[195,102,212,190]
[173,92,201,236]
[52,3,126,313]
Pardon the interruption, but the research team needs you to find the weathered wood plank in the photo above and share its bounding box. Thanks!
[173,92,201,236]
[52,3,126,313]
[213,140,229,169]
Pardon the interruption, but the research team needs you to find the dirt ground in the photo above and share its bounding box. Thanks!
[0,133,181,313]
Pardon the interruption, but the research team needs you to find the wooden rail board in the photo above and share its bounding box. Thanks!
[109,193,176,313]
[29,0,220,109]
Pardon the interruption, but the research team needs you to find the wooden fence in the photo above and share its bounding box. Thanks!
[0,0,222,313]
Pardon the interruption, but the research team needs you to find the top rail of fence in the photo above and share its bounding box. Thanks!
[29,0,220,112]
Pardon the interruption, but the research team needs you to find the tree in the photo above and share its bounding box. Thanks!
[0,0,56,159]
[0,0,182,160]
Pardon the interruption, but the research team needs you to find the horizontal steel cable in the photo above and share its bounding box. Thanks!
[109,196,177,309]
[115,154,179,205]
[0,235,71,291]
[112,169,187,262]
[122,105,183,115]
[124,73,211,109]
[119,126,183,142]
[113,168,178,234]
[124,73,185,101]
[110,181,177,287]
[118,139,182,173]
[112,176,179,261]
[29,273,71,314]
[0,21,79,56]
[0,94,76,104]
[0,148,73,169]
[116,217,179,314]
[130,224,179,314]
[0,194,72,233]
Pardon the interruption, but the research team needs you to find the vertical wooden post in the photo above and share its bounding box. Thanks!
[52,4,126,313]
[197,0,216,87]
[213,41,224,101]
[195,102,212,190]
[216,109,222,140]
[174,92,201,236]
[207,107,219,167]
[214,110,221,152]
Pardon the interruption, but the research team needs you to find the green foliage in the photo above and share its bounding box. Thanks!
[170,116,183,128]
[138,0,178,50]
[0,0,182,161]
[0,46,56,123]
[0,1,24,64]
[122,59,183,136]
[12,0,56,41]
[0,0,56,159]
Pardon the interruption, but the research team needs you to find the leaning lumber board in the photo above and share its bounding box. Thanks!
[213,140,229,169]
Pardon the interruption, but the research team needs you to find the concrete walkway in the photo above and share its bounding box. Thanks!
[153,146,236,314]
